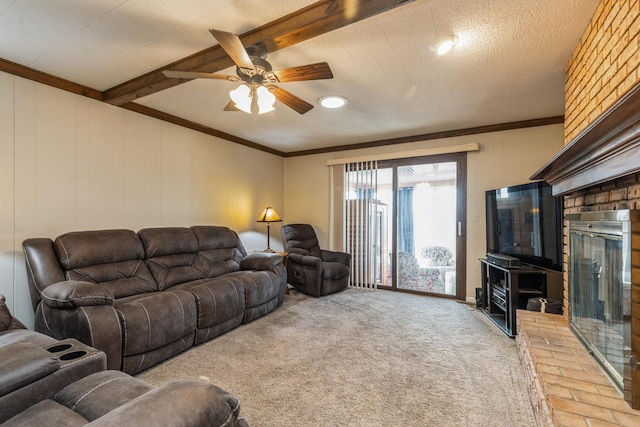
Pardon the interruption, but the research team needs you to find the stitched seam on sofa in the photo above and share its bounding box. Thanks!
[147,259,168,288]
[101,306,123,368]
[70,270,94,283]
[57,376,129,410]
[135,301,153,352]
[247,276,258,307]
[114,308,123,358]
[170,291,186,336]
[221,399,242,427]
[132,259,141,275]
[201,325,211,342]
[204,285,218,325]
[132,352,146,374]
[118,308,128,359]
[79,307,96,347]
[132,260,155,289]
[41,294,110,304]
[232,279,242,313]
[24,255,45,298]
[58,351,104,369]
[57,239,71,269]
[208,259,214,277]
[40,305,52,334]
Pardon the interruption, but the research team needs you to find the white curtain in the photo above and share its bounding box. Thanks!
[344,161,379,289]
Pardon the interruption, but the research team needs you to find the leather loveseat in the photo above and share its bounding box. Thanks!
[0,294,248,426]
[22,226,286,375]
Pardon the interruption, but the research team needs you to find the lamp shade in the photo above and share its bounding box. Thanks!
[256,85,276,114]
[230,84,252,113]
[257,207,282,223]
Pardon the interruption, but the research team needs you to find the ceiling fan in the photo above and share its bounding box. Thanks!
[162,29,334,114]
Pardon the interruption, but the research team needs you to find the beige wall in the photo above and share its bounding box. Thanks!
[0,68,566,324]
[0,72,284,327]
[283,124,564,302]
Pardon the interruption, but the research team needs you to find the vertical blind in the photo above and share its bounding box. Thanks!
[344,161,379,289]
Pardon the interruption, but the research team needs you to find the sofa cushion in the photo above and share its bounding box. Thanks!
[115,290,197,358]
[139,228,206,290]
[2,399,88,427]
[0,343,60,397]
[54,230,157,298]
[54,371,153,421]
[0,329,59,348]
[280,223,322,257]
[191,226,245,277]
[174,277,245,331]
[234,270,282,309]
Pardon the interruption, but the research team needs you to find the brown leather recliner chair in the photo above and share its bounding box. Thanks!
[281,224,351,297]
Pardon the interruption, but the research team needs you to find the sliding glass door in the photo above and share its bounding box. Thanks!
[343,154,466,299]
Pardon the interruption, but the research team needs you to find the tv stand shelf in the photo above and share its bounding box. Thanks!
[479,259,546,337]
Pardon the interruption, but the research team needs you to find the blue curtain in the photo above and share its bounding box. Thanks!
[356,188,375,199]
[398,187,414,255]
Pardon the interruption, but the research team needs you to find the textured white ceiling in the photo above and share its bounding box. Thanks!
[0,0,599,153]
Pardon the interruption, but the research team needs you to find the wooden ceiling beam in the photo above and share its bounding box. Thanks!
[102,0,415,106]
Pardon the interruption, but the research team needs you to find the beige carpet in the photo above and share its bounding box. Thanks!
[137,288,536,427]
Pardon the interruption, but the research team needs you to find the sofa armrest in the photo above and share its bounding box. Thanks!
[285,253,324,296]
[320,249,351,266]
[241,252,283,271]
[287,253,322,269]
[0,343,60,397]
[41,281,114,309]
[37,304,122,371]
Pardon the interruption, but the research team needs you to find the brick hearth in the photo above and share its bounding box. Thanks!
[516,310,640,426]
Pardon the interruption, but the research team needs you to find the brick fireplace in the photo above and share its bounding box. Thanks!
[513,1,640,423]
[525,77,640,423]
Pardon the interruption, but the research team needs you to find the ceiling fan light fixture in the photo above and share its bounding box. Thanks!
[431,35,458,55]
[230,84,252,113]
[256,85,276,114]
[319,95,348,109]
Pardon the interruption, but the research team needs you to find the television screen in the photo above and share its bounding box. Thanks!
[485,181,562,271]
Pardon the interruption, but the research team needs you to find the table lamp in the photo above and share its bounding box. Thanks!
[256,207,282,252]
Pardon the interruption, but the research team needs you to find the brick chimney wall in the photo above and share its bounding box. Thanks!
[565,0,640,145]
[562,0,640,314]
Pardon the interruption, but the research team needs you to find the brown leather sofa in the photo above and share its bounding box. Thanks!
[22,226,286,375]
[0,295,248,426]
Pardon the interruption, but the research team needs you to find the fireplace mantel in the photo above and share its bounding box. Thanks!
[531,81,640,195]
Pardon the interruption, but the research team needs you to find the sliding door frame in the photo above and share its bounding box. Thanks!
[378,152,467,300]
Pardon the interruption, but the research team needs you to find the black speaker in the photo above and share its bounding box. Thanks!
[475,287,484,308]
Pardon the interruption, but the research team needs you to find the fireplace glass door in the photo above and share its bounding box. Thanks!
[569,214,631,392]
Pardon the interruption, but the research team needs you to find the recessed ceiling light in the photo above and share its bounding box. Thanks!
[318,95,348,109]
[431,35,459,55]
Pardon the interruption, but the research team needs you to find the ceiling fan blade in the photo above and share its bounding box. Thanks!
[209,29,256,73]
[223,100,241,112]
[163,70,240,81]
[271,86,314,114]
[271,62,334,82]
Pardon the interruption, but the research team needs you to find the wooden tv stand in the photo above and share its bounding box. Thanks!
[479,259,547,337]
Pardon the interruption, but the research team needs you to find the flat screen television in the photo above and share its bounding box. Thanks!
[485,181,562,271]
